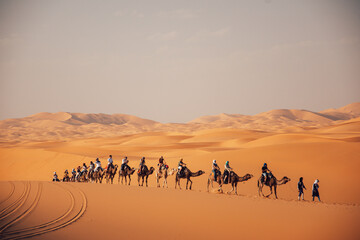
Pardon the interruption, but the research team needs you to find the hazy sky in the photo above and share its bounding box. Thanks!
[1,0,359,123]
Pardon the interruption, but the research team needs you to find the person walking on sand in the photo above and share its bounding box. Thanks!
[298,177,306,200]
[312,179,320,202]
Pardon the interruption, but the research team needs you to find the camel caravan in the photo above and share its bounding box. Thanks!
[54,155,321,201]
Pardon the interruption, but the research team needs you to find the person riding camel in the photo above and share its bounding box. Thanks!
[89,161,95,174]
[223,161,233,184]
[72,168,76,179]
[121,156,129,172]
[158,156,165,169]
[177,158,186,176]
[53,172,59,182]
[95,158,103,172]
[107,155,114,173]
[75,166,81,180]
[81,163,88,176]
[212,159,220,181]
[63,169,69,181]
[261,163,271,184]
[138,157,146,174]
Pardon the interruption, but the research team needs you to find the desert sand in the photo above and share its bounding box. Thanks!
[0,103,359,239]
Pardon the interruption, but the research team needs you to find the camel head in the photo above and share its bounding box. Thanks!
[198,170,205,175]
[244,173,253,179]
[167,168,176,175]
[282,176,291,184]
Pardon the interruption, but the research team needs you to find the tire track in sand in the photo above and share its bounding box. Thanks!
[0,183,87,240]
[0,182,43,233]
[0,182,15,206]
[2,182,75,236]
[0,182,31,221]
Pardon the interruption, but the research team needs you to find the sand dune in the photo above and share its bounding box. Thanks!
[1,103,359,142]
[1,103,360,239]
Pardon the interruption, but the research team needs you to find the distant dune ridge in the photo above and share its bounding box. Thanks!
[0,103,359,142]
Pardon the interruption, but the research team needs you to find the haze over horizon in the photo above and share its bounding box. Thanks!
[1,0,359,123]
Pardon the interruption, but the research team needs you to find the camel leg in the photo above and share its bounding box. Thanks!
[235,182,238,195]
[176,178,181,190]
[145,176,148,187]
[156,175,160,187]
[138,175,141,186]
[207,179,210,192]
[274,185,278,199]
[266,186,273,198]
[258,181,265,197]
[186,179,189,190]
[228,184,234,194]
[187,178,193,190]
[129,176,131,185]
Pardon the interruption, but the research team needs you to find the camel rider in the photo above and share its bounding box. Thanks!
[212,160,220,181]
[95,158,103,172]
[89,161,95,174]
[224,161,232,183]
[178,158,186,176]
[158,156,164,169]
[76,166,81,179]
[53,172,59,182]
[261,163,270,183]
[63,170,69,181]
[107,155,114,173]
[121,156,129,171]
[139,157,146,174]
[81,163,88,176]
[72,168,76,178]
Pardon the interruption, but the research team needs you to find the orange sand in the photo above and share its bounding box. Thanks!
[0,104,359,239]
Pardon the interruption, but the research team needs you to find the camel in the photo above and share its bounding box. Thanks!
[207,171,253,195]
[207,170,223,193]
[70,172,76,182]
[62,172,70,182]
[156,166,176,188]
[257,173,291,199]
[93,169,105,183]
[226,172,253,195]
[175,167,205,190]
[105,164,118,184]
[137,166,155,187]
[87,170,95,183]
[80,171,88,182]
[118,167,136,185]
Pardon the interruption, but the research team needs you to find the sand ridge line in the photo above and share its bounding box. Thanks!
[0,182,31,221]
[1,183,87,240]
[2,182,76,236]
[0,182,43,233]
[0,182,15,206]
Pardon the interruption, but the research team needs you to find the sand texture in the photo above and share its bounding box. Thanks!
[0,103,359,239]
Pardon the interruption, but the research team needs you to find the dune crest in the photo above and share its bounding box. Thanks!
[0,103,359,142]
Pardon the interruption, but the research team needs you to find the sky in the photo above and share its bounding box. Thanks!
[0,0,359,123]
